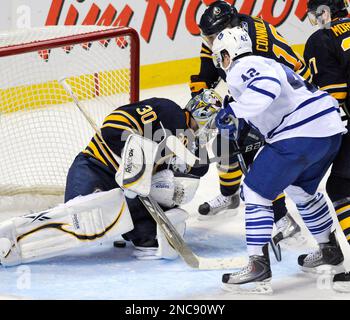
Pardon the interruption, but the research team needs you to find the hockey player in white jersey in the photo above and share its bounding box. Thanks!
[211,27,347,293]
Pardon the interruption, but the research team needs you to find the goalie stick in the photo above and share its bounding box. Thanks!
[59,78,246,270]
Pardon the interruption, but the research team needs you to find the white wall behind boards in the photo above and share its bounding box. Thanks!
[1,0,317,66]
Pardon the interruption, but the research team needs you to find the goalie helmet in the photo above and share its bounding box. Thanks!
[185,89,223,130]
[307,0,349,25]
[212,27,253,71]
[199,1,240,48]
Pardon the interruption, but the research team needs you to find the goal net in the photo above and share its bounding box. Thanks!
[0,26,140,199]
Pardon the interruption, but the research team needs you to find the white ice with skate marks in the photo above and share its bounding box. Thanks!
[1,83,350,300]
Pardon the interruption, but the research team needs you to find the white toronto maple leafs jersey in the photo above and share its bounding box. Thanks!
[225,55,347,143]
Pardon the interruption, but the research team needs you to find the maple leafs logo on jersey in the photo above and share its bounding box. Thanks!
[241,21,249,33]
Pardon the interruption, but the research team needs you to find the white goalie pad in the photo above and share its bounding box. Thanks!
[115,134,159,197]
[173,173,200,205]
[149,170,200,208]
[0,189,133,266]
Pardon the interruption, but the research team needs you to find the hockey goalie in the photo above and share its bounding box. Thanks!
[0,93,224,266]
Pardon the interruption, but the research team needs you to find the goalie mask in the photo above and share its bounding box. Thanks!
[185,89,223,144]
[307,0,349,26]
[186,89,222,129]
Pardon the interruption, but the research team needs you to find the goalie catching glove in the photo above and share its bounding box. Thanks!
[149,170,200,208]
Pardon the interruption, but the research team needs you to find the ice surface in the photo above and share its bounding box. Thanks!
[1,84,350,300]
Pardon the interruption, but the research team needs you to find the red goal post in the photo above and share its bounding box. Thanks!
[0,26,140,196]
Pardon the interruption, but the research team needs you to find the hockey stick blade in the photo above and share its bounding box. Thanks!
[139,196,246,270]
[269,239,282,262]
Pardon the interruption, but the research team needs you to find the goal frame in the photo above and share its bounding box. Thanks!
[0,26,140,103]
[0,26,140,196]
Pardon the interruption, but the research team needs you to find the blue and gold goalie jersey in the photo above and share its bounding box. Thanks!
[82,97,209,178]
[190,14,311,96]
[304,18,350,119]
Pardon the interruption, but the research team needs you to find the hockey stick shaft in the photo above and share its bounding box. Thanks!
[59,78,244,269]
[59,78,122,165]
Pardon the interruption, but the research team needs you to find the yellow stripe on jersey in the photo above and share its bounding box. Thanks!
[336,204,350,215]
[101,123,135,132]
[104,114,132,126]
[218,170,242,179]
[331,92,347,100]
[272,44,302,71]
[200,53,213,59]
[87,140,108,166]
[82,149,95,158]
[269,25,288,45]
[297,66,312,81]
[112,110,143,135]
[273,194,285,202]
[219,179,241,187]
[94,134,119,170]
[339,216,350,232]
[190,81,208,93]
[341,37,350,51]
[201,46,212,54]
[320,83,348,91]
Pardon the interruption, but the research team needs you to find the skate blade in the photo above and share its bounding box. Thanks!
[301,263,345,276]
[333,282,350,293]
[197,209,239,221]
[221,278,273,295]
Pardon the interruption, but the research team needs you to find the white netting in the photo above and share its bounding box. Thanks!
[0,26,138,197]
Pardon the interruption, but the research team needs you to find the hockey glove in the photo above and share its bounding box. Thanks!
[237,123,265,154]
[215,96,243,141]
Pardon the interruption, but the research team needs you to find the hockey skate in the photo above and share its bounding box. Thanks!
[298,231,344,274]
[333,272,350,293]
[198,192,240,220]
[273,212,306,247]
[221,244,273,294]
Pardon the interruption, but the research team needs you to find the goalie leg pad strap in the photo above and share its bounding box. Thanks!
[0,189,134,266]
